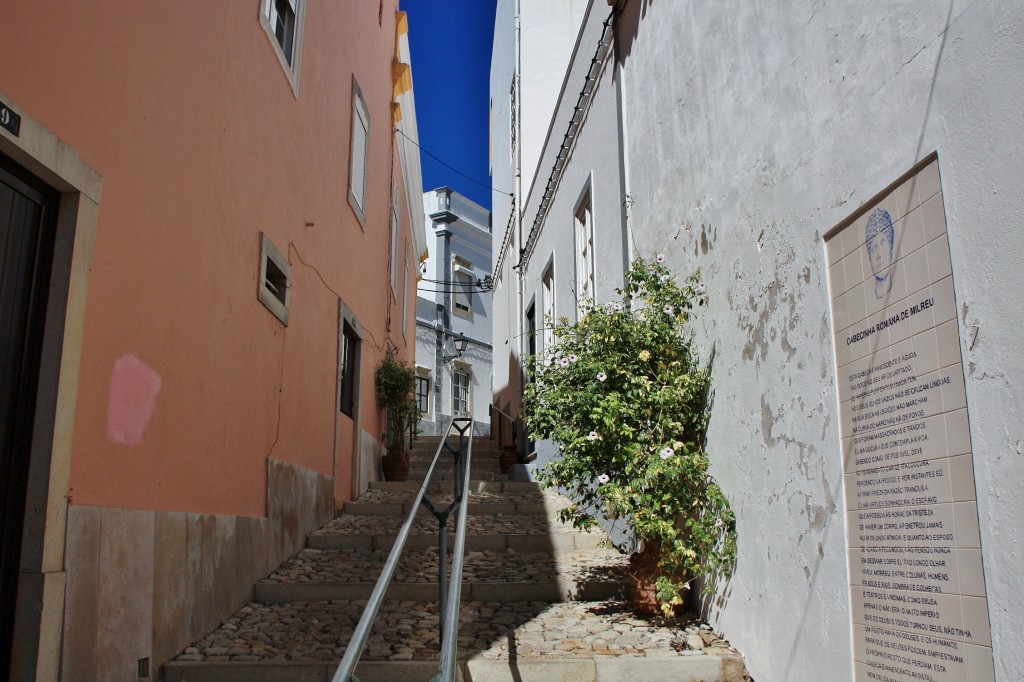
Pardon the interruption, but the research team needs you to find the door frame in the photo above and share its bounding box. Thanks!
[0,91,101,682]
[0,157,60,679]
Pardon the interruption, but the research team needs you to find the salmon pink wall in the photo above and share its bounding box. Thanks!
[0,1,416,516]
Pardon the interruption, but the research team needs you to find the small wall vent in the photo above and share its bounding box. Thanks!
[258,232,291,325]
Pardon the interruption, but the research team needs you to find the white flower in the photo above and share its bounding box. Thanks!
[613,302,623,312]
[587,431,599,441]
[559,357,570,368]
[660,447,674,460]
[663,305,674,315]
[656,253,666,263]
[715,518,724,528]
[596,371,607,382]
[568,353,579,363]
[597,474,610,484]
[695,282,707,295]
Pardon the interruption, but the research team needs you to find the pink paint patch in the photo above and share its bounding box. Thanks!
[106,354,162,447]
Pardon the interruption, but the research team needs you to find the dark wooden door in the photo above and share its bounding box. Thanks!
[0,158,56,676]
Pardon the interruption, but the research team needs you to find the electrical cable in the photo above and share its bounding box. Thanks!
[395,128,512,197]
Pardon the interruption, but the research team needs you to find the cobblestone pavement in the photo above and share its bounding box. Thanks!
[174,599,740,663]
[263,547,629,584]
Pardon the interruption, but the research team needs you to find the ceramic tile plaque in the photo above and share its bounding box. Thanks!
[825,159,994,682]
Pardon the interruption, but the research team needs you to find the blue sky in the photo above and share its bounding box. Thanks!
[401,0,497,210]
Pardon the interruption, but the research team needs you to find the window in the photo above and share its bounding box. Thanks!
[348,79,370,227]
[402,244,410,339]
[390,199,400,294]
[574,188,594,312]
[258,232,291,325]
[541,262,555,354]
[453,256,473,317]
[260,0,304,94]
[525,302,537,378]
[339,323,359,417]
[416,374,431,415]
[452,368,470,416]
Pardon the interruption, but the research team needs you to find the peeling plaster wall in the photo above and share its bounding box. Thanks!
[620,1,1023,680]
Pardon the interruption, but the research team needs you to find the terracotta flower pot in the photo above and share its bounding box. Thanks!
[628,541,688,617]
[499,445,519,473]
[382,447,410,482]
[629,572,663,617]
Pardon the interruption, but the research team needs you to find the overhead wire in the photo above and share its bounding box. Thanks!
[395,128,511,197]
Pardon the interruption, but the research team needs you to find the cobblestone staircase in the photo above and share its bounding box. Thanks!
[163,436,748,682]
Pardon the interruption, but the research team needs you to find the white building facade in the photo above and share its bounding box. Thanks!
[491,1,1024,680]
[416,188,493,435]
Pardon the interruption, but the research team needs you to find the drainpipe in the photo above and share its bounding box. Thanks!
[612,0,633,278]
[513,0,525,434]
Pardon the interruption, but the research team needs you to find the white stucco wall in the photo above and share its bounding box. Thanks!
[619,1,1023,680]
[490,0,590,409]
[518,0,589,198]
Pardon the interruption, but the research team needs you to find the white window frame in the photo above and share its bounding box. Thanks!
[541,260,555,356]
[453,256,474,318]
[402,243,410,340]
[390,197,400,295]
[574,182,595,313]
[348,78,370,229]
[259,0,305,96]
[452,365,471,417]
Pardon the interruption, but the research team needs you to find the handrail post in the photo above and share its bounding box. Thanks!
[438,521,448,634]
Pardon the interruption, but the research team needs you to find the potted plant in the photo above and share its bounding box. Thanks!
[521,255,737,616]
[375,355,420,482]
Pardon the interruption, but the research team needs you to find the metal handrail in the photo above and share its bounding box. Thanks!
[332,416,473,682]
[436,422,472,681]
[489,403,518,450]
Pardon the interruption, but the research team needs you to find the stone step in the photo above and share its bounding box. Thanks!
[343,490,568,518]
[368,480,541,494]
[254,577,623,605]
[405,461,504,471]
[164,600,748,682]
[403,470,507,482]
[254,548,628,603]
[407,443,501,457]
[307,535,604,554]
[406,453,502,466]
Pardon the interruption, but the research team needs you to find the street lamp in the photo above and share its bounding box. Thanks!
[442,332,469,363]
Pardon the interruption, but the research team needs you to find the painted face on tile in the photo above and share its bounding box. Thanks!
[864,208,895,280]
[868,231,892,277]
